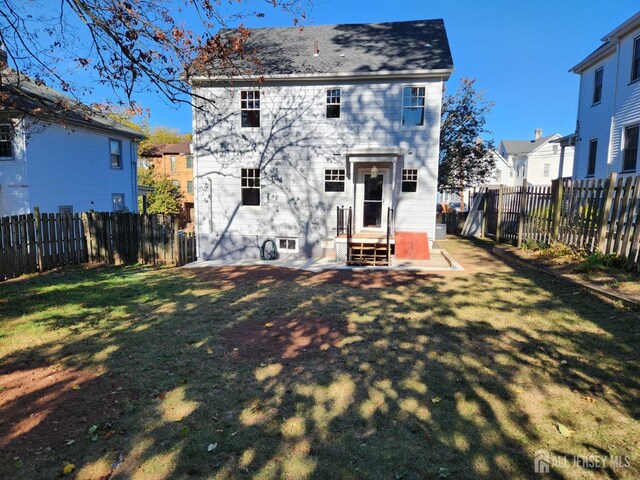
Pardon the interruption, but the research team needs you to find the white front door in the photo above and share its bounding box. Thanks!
[355,168,390,232]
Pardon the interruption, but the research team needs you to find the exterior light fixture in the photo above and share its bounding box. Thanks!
[370,165,378,179]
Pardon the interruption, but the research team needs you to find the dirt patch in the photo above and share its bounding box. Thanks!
[0,365,128,458]
[221,316,347,363]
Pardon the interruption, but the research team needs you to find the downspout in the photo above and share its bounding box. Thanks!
[607,38,621,173]
[130,139,138,211]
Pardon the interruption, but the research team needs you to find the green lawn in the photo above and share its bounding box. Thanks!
[0,238,638,479]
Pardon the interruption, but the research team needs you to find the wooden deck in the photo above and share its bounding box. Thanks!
[336,232,395,244]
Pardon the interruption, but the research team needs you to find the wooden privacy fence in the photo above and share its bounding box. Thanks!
[0,210,197,281]
[478,173,640,270]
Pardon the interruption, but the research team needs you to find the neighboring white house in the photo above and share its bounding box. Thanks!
[495,130,574,186]
[189,20,454,261]
[569,12,640,179]
[0,54,144,216]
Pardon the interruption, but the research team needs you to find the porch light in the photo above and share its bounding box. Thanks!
[370,165,378,179]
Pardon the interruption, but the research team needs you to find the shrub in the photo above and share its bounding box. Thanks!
[574,250,624,272]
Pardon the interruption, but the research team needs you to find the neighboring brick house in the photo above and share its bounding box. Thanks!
[142,141,195,227]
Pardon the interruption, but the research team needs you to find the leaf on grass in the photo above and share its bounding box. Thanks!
[72,385,81,390]
[207,443,218,452]
[557,423,572,437]
[181,425,189,437]
[264,322,273,328]
[65,439,75,446]
[438,467,450,477]
[91,435,98,442]
[431,397,442,404]
[88,425,98,435]
[62,463,75,475]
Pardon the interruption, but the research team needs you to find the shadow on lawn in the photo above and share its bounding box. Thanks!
[0,245,638,479]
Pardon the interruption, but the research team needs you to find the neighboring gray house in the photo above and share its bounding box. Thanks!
[569,12,640,179]
[189,20,454,263]
[0,52,144,216]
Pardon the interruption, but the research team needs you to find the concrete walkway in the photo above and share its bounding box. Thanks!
[184,248,463,273]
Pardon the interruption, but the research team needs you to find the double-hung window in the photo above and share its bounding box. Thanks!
[0,124,13,159]
[324,169,345,192]
[587,139,598,177]
[112,194,125,211]
[241,90,260,128]
[187,180,194,193]
[186,155,193,169]
[632,37,640,83]
[170,155,177,172]
[543,164,550,177]
[402,87,426,127]
[241,168,260,206]
[326,89,341,118]
[401,169,418,192]
[593,67,603,104]
[623,125,639,172]
[110,139,122,168]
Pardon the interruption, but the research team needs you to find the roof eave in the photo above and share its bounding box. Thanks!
[190,68,454,85]
[570,43,616,74]
[600,12,640,42]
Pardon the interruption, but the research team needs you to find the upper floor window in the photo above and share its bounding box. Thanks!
[324,169,345,192]
[110,139,122,168]
[187,180,194,193]
[170,156,177,172]
[241,168,260,206]
[112,193,125,211]
[593,67,603,104]
[623,124,638,172]
[186,155,193,169]
[401,169,418,192]
[0,124,13,159]
[632,37,640,83]
[543,164,550,177]
[326,89,341,118]
[402,87,426,127]
[241,90,260,128]
[587,139,598,177]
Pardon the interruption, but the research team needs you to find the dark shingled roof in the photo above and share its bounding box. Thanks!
[1,66,145,139]
[501,135,555,156]
[192,19,453,78]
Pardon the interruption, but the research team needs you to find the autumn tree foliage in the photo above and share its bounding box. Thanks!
[138,168,184,217]
[0,0,310,122]
[439,78,495,211]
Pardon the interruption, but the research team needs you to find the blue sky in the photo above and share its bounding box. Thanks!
[91,1,639,143]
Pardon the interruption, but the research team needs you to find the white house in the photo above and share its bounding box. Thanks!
[496,129,574,186]
[569,12,640,179]
[189,20,454,263]
[0,54,144,216]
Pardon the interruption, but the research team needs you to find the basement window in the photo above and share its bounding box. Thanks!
[401,169,418,192]
[277,237,298,253]
[326,89,341,118]
[241,90,260,128]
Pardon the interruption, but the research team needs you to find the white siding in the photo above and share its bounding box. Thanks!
[574,26,640,178]
[193,78,444,259]
[526,141,574,185]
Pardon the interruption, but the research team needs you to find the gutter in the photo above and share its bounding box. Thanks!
[189,68,455,85]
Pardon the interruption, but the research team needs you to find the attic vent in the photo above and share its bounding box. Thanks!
[313,40,319,57]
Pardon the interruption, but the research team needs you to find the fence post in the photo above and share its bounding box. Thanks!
[551,178,563,243]
[496,184,504,243]
[33,207,45,272]
[481,188,488,238]
[173,216,180,266]
[517,179,528,247]
[597,172,617,252]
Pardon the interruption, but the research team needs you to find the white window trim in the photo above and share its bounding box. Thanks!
[631,35,640,83]
[326,88,341,119]
[323,168,346,194]
[0,123,14,160]
[401,85,427,130]
[240,89,261,129]
[277,237,299,253]
[401,168,419,195]
[592,67,603,106]
[621,123,639,172]
[109,138,123,169]
[112,193,125,212]
[587,138,598,177]
[240,167,261,208]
